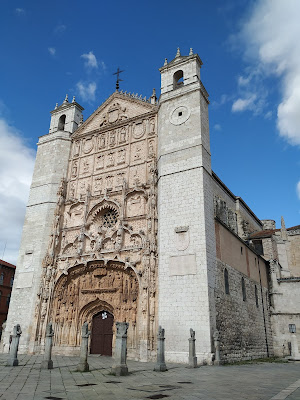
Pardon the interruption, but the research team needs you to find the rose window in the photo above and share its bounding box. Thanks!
[102,208,118,228]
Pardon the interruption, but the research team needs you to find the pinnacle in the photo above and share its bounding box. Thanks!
[175,47,181,58]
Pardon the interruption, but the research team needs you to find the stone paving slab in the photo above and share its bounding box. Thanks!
[0,355,299,400]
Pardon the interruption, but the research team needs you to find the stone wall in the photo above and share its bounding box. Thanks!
[215,221,273,362]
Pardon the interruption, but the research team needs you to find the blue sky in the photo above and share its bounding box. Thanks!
[1,0,300,263]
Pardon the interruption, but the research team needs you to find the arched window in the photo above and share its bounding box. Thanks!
[58,114,66,130]
[242,277,246,301]
[0,273,4,285]
[173,70,184,89]
[255,285,259,308]
[10,276,14,287]
[224,268,229,295]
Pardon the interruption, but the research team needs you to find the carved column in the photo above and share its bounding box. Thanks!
[112,322,129,376]
[7,325,22,366]
[77,322,90,372]
[154,326,167,372]
[41,323,54,369]
[188,328,197,368]
[213,330,221,366]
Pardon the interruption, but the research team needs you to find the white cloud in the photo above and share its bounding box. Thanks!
[15,8,25,15]
[48,47,56,56]
[234,0,300,146]
[0,119,35,264]
[297,182,300,200]
[214,124,222,132]
[54,24,66,34]
[232,94,257,113]
[76,81,97,102]
[81,51,98,69]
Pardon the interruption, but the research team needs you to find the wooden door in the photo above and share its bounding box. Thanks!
[90,311,113,355]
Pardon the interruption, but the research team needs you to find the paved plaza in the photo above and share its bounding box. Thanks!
[0,354,299,400]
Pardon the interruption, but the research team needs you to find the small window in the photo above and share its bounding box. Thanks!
[241,247,243,255]
[10,277,14,287]
[58,114,66,130]
[0,273,4,285]
[0,291,2,302]
[224,268,229,295]
[242,277,246,301]
[255,285,259,308]
[173,70,184,89]
[6,293,10,306]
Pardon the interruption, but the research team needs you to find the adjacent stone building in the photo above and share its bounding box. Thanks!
[2,49,297,363]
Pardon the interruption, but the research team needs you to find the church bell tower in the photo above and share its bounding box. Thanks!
[157,49,217,364]
[3,95,83,353]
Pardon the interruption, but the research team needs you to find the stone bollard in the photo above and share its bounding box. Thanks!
[112,322,129,376]
[7,324,22,366]
[154,326,167,372]
[213,330,221,366]
[77,322,90,372]
[41,323,54,369]
[188,328,197,368]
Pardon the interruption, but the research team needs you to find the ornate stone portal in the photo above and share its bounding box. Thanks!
[33,93,158,360]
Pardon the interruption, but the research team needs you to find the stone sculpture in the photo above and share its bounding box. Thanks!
[111,322,129,376]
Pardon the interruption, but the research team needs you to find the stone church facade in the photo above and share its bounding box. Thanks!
[2,49,299,363]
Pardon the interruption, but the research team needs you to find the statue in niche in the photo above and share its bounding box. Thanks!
[148,140,155,158]
[107,152,115,167]
[120,127,126,142]
[94,177,102,193]
[99,134,106,149]
[73,141,80,157]
[117,149,126,164]
[95,226,104,251]
[77,227,85,256]
[134,146,142,160]
[149,118,155,134]
[96,155,104,170]
[82,159,90,174]
[109,131,116,146]
[116,173,125,187]
[72,161,78,178]
[115,223,123,251]
[106,175,114,190]
[133,167,140,186]
[79,182,86,200]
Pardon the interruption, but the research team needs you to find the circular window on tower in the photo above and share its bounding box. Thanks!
[101,207,118,228]
[169,105,190,125]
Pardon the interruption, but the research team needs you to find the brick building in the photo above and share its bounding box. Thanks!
[0,259,15,339]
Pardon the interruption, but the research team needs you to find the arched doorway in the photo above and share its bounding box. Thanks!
[90,311,114,355]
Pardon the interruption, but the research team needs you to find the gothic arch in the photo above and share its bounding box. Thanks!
[50,260,139,349]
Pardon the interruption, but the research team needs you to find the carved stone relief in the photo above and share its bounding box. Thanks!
[34,107,158,359]
[82,136,94,154]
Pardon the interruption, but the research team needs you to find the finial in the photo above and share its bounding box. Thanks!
[63,94,69,104]
[164,58,168,66]
[150,88,157,105]
[175,47,181,58]
[281,216,288,240]
[55,103,58,109]
[72,96,75,103]
[189,48,193,56]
